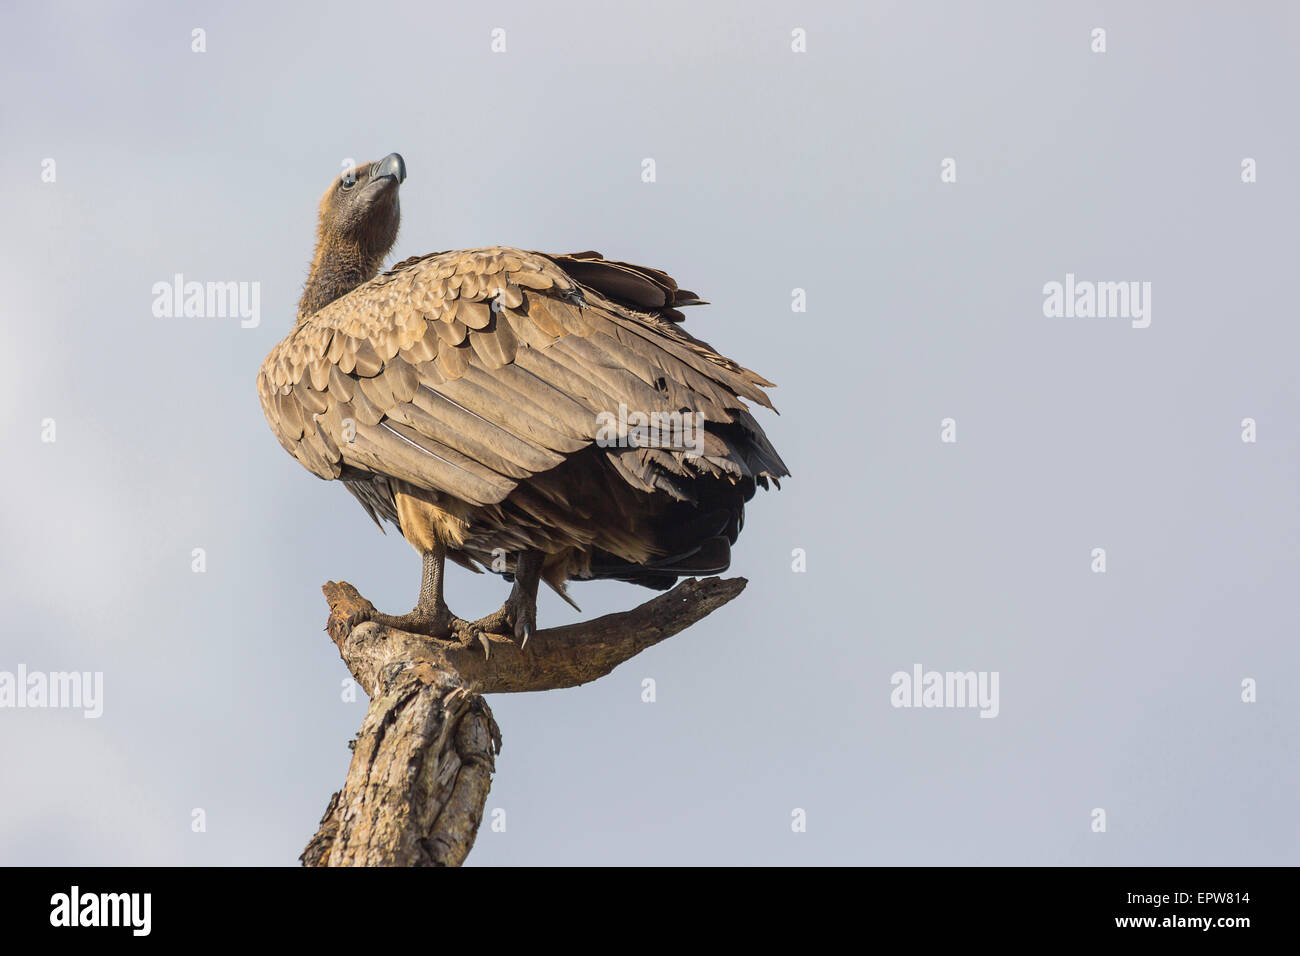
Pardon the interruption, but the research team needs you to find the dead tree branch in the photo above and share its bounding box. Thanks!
[301,575,747,866]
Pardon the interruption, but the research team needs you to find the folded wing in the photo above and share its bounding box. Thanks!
[257,247,788,525]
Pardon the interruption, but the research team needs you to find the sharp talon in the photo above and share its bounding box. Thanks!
[342,604,375,635]
[443,686,467,709]
[520,625,532,650]
[478,632,490,660]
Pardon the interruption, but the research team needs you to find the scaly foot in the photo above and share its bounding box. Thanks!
[343,600,464,641]
[460,585,537,647]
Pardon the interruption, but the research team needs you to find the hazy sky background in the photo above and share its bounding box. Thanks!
[2,0,1297,865]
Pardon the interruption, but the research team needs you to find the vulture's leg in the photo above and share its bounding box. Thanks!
[463,549,543,647]
[344,545,464,638]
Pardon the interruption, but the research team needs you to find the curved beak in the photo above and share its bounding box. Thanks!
[371,152,406,186]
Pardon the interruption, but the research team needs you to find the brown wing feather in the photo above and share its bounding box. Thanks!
[543,251,706,318]
[257,247,787,520]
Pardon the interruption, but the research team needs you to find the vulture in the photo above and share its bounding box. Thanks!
[258,153,788,645]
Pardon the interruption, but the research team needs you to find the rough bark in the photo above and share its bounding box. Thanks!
[302,575,746,866]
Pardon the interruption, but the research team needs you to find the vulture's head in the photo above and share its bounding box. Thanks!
[300,152,406,319]
[317,152,406,259]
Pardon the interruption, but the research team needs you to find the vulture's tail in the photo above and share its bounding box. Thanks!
[586,535,733,590]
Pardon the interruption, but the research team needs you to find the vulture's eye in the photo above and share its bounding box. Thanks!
[340,171,358,190]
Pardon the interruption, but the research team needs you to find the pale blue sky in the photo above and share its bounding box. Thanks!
[1,0,1296,865]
